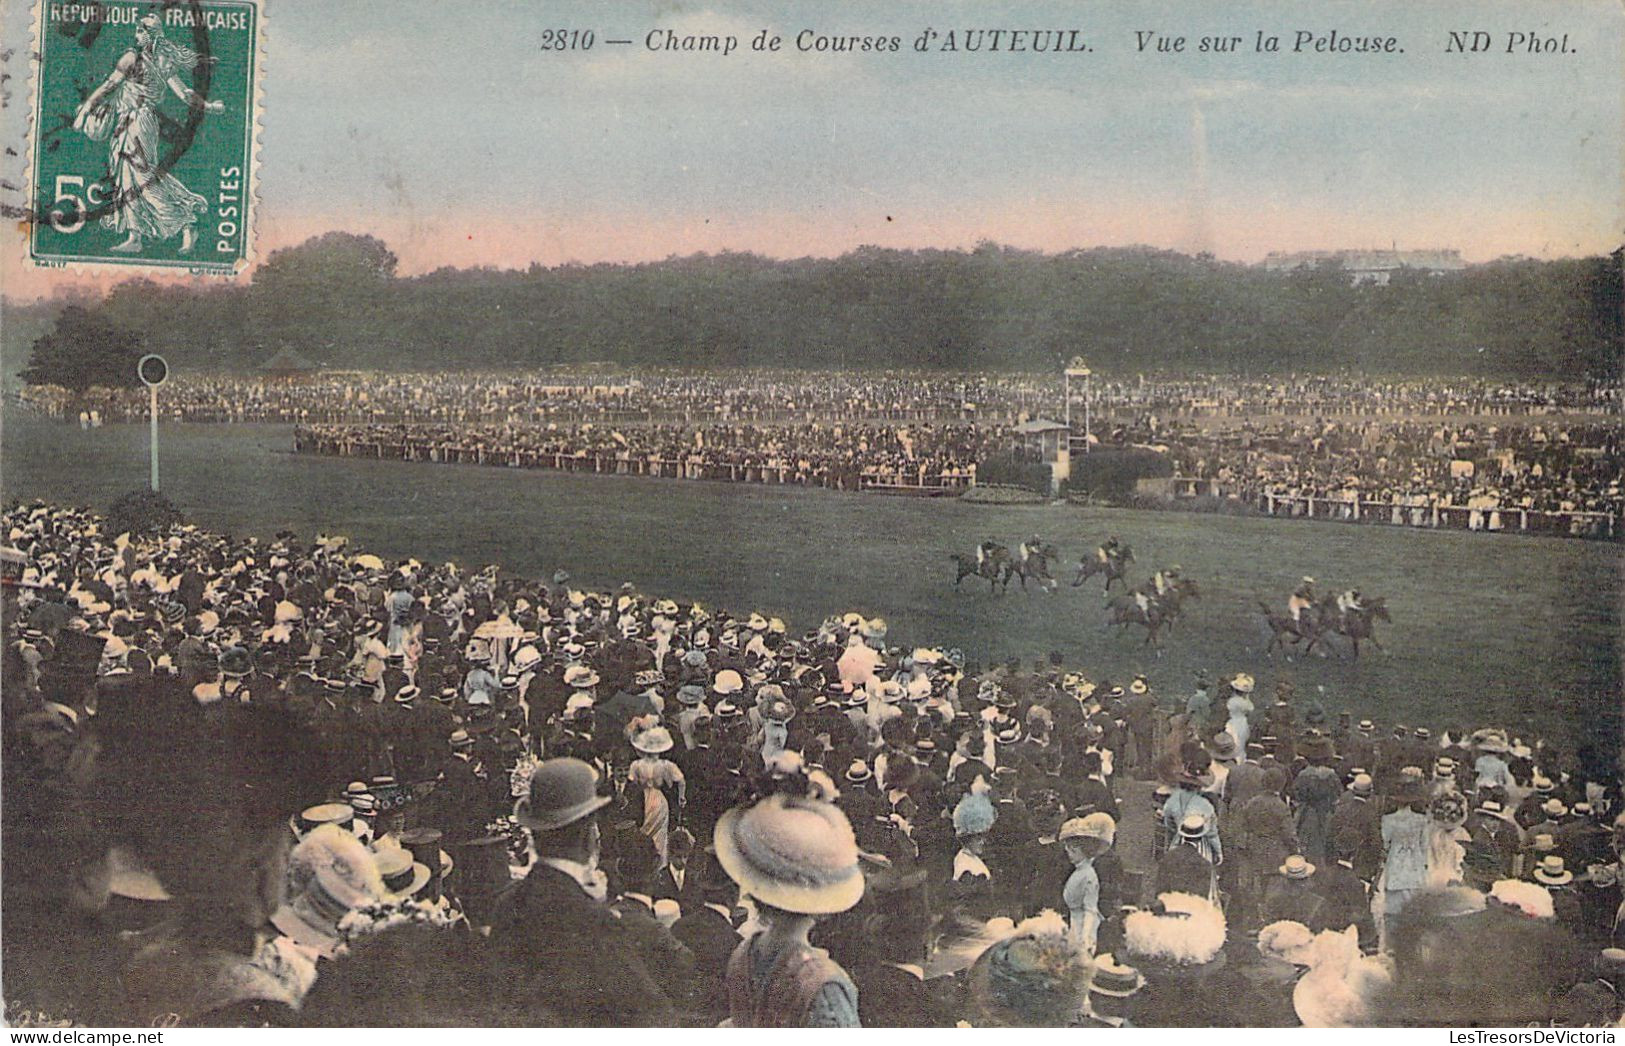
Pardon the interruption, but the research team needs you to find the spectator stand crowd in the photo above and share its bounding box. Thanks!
[13,370,1622,523]
[292,421,988,494]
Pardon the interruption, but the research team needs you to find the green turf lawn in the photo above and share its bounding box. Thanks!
[5,415,1618,751]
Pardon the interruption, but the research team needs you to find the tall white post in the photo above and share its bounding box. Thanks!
[138,354,168,493]
[1083,373,1091,453]
[149,383,159,491]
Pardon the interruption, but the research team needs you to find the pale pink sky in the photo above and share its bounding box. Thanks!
[4,195,1616,303]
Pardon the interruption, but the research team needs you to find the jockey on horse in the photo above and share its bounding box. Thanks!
[977,537,1006,571]
[1074,535,1133,592]
[1288,576,1318,628]
[1132,565,1183,617]
[1015,533,1059,591]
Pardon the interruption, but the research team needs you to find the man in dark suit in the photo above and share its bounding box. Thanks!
[851,907,952,1027]
[489,757,674,1026]
[1261,855,1327,927]
[1328,773,1383,881]
[648,828,702,910]
[1314,829,1378,947]
[670,853,742,1025]
[611,839,699,1018]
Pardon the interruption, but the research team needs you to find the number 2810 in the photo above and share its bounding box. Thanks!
[540,29,594,50]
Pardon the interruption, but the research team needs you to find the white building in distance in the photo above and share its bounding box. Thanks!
[1261,248,1466,285]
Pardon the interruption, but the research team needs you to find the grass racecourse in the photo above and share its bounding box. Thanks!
[4,415,1619,752]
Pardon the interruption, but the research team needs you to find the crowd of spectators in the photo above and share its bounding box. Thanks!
[4,501,1622,1027]
[292,421,991,492]
[17,371,1618,428]
[1146,419,1624,535]
[15,370,1621,525]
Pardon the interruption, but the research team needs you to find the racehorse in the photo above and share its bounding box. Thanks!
[1259,601,1316,654]
[1106,576,1201,647]
[1072,546,1134,592]
[1304,596,1390,659]
[950,546,1012,593]
[1152,577,1200,629]
[1106,593,1170,647]
[1010,542,1061,591]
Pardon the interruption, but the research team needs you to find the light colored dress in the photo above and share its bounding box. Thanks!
[629,756,684,865]
[1063,858,1101,953]
[1374,807,1431,946]
[1225,695,1255,752]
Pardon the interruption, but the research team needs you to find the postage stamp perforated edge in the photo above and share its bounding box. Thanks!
[21,0,266,277]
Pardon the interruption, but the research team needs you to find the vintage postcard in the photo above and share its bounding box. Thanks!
[0,0,1620,1033]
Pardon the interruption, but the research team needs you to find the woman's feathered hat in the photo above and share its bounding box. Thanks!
[713,793,864,915]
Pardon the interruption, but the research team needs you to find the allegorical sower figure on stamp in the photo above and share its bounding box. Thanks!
[72,11,224,254]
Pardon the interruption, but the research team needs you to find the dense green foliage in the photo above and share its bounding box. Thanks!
[105,488,185,537]
[973,452,1056,494]
[1071,448,1175,499]
[18,306,146,392]
[19,233,1624,379]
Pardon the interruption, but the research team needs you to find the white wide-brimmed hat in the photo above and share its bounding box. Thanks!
[713,793,865,915]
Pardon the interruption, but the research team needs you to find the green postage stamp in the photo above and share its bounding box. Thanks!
[28,0,260,274]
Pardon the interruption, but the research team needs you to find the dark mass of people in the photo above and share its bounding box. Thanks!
[292,421,988,493]
[16,370,1621,532]
[18,371,1619,427]
[4,501,1624,1028]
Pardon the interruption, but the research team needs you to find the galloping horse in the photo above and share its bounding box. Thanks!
[950,546,1012,592]
[1152,577,1200,629]
[1305,596,1390,659]
[1073,546,1135,593]
[1105,593,1171,647]
[1259,601,1316,654]
[1011,542,1061,591]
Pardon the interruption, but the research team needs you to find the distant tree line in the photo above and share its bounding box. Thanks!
[22,232,1624,381]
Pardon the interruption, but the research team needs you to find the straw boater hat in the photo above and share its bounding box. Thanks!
[373,845,431,898]
[562,664,600,688]
[712,669,744,696]
[1090,953,1147,999]
[713,793,865,915]
[292,802,355,839]
[1533,856,1574,886]
[1177,814,1208,841]
[514,757,611,833]
[1279,855,1315,879]
[845,760,873,784]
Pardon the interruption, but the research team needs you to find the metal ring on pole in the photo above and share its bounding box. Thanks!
[137,354,169,388]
